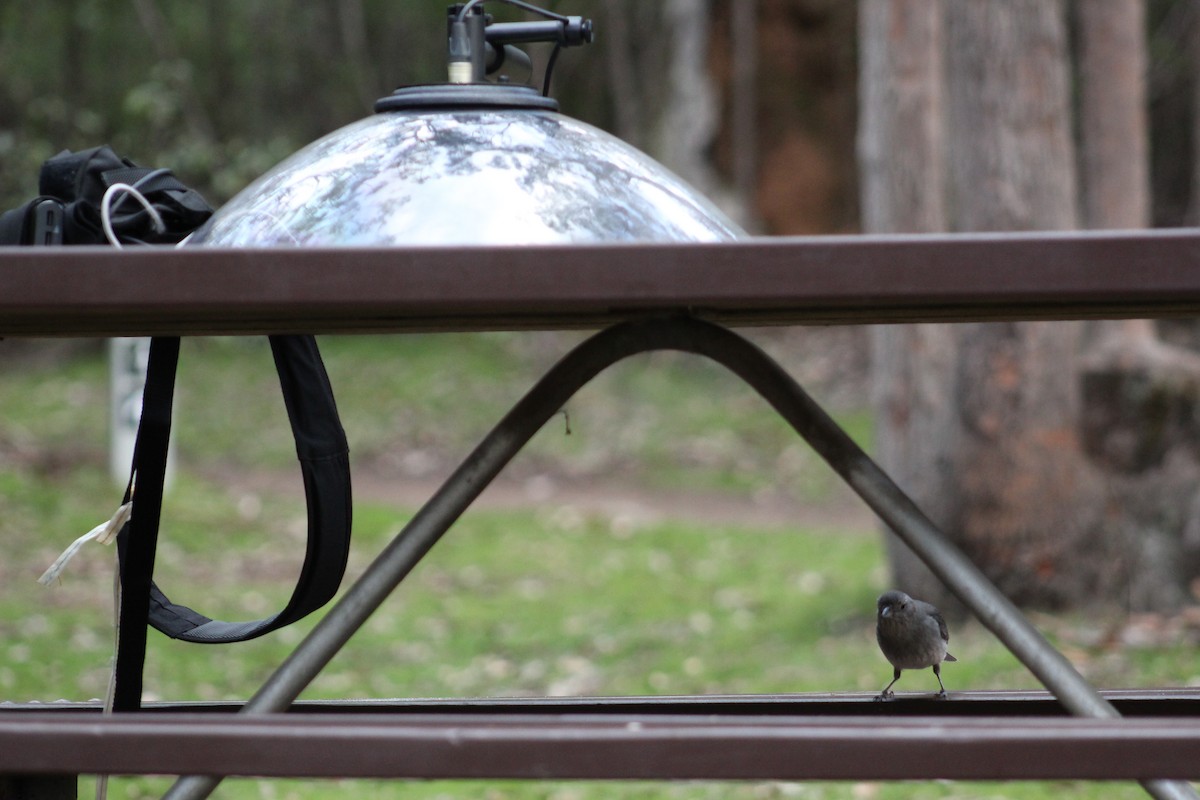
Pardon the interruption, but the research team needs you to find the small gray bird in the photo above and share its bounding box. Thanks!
[874,590,956,701]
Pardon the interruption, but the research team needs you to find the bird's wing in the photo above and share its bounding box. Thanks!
[916,601,950,644]
[932,610,950,644]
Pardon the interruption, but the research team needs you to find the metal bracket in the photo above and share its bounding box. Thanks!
[163,317,1196,800]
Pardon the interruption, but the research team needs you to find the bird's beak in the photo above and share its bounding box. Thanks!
[880,606,891,617]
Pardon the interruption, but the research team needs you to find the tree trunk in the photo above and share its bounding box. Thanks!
[602,0,645,149]
[864,0,1200,611]
[858,0,957,603]
[655,0,726,203]
[866,0,1123,612]
[944,2,1078,232]
[1077,0,1151,230]
[600,0,730,214]
[730,0,759,214]
[1076,0,1156,363]
[1077,0,1200,610]
[942,1,1106,611]
[857,0,944,236]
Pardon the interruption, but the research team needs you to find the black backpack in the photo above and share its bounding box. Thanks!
[3,147,353,710]
[0,145,212,245]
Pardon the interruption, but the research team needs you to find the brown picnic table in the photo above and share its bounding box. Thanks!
[3,231,1200,337]
[2,230,1200,799]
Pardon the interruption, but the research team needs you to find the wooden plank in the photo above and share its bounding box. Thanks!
[2,230,1199,336]
[2,712,1199,781]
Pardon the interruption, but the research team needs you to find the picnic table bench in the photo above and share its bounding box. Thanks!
[3,229,1200,798]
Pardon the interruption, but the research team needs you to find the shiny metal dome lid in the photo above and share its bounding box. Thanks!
[189,84,744,247]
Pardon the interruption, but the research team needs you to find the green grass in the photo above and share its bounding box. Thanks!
[175,333,869,498]
[2,334,1197,799]
[0,333,867,497]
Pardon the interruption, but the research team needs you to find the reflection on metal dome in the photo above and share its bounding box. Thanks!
[189,84,744,247]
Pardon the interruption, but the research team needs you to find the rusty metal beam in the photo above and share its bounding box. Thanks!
[2,229,1200,337]
[5,689,1200,717]
[2,712,1200,781]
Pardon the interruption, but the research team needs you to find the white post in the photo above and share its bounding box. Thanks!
[109,337,174,489]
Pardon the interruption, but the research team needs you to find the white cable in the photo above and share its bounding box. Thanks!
[100,183,166,248]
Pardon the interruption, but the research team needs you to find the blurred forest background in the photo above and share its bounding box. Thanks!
[4,2,1200,606]
[1,1,1198,227]
[5,3,1200,798]
[1,0,862,228]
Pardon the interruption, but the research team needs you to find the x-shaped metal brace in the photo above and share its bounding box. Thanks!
[163,317,1196,800]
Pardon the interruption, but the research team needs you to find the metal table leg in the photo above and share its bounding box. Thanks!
[0,775,77,800]
[163,318,1196,800]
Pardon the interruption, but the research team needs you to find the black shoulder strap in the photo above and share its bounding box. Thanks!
[114,335,352,709]
[113,336,179,711]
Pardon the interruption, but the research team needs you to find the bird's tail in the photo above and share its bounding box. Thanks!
[944,653,958,662]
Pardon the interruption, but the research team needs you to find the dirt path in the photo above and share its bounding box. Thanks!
[231,465,876,533]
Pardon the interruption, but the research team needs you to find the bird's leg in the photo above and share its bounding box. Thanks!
[933,663,947,699]
[874,667,901,701]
